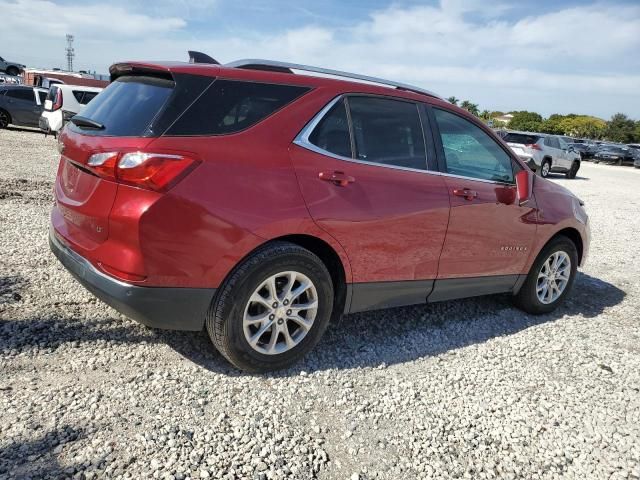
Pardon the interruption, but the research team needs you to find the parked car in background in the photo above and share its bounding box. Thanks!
[503,131,581,178]
[594,144,635,165]
[0,56,25,77]
[0,73,23,85]
[39,84,102,134]
[50,57,590,372]
[568,142,590,159]
[0,85,48,129]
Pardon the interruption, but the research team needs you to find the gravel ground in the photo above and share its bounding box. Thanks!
[1,126,639,480]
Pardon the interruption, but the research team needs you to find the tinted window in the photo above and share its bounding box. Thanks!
[308,100,352,158]
[72,90,99,105]
[166,80,309,136]
[71,76,174,136]
[6,89,34,102]
[545,137,560,149]
[37,90,47,104]
[503,133,540,145]
[434,108,514,183]
[348,97,426,170]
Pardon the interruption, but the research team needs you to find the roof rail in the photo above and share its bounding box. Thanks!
[225,59,442,99]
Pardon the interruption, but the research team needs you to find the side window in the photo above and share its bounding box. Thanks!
[166,80,310,136]
[550,137,560,149]
[73,90,84,103]
[433,108,514,183]
[348,97,427,170]
[37,90,47,104]
[6,89,35,102]
[308,100,352,158]
[82,92,99,104]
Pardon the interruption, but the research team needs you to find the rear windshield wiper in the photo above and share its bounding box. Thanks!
[70,116,105,130]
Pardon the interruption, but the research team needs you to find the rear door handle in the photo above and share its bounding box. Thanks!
[319,171,355,187]
[452,188,478,200]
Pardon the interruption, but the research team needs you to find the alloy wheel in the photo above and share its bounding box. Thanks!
[243,271,318,355]
[536,251,571,304]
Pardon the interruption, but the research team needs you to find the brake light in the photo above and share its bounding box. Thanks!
[525,143,542,151]
[52,89,63,111]
[85,151,198,191]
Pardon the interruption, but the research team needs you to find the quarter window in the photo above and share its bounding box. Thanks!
[308,100,352,158]
[433,108,514,183]
[166,80,309,136]
[348,97,427,170]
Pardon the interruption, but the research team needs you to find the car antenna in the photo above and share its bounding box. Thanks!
[188,51,220,65]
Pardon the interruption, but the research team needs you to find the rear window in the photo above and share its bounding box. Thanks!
[165,80,309,136]
[503,133,541,145]
[71,76,174,136]
[72,90,100,105]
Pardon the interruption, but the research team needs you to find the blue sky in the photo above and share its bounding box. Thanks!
[3,0,639,119]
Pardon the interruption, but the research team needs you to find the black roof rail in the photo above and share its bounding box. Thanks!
[225,58,442,99]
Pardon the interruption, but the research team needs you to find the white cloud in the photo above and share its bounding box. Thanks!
[2,0,639,118]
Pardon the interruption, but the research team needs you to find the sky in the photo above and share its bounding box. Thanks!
[2,0,639,119]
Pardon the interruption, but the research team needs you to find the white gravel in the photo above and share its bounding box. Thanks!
[1,126,639,480]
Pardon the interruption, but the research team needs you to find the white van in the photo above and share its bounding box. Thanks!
[39,84,103,134]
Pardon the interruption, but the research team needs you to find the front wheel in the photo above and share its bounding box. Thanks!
[0,109,10,129]
[206,242,334,372]
[513,236,578,314]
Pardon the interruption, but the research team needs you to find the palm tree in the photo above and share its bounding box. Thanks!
[460,100,480,116]
[446,96,459,106]
[480,110,491,120]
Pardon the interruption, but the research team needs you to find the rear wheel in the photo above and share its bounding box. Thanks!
[513,236,578,314]
[566,161,580,179]
[6,66,19,76]
[540,159,551,178]
[0,109,10,129]
[206,242,334,372]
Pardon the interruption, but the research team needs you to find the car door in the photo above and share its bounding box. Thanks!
[5,88,40,126]
[290,95,450,311]
[428,106,538,300]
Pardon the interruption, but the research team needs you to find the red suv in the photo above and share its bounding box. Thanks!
[50,59,590,372]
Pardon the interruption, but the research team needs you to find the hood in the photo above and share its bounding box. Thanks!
[533,174,580,201]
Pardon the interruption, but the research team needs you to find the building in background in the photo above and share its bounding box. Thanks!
[22,68,109,88]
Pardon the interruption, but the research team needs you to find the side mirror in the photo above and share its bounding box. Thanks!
[515,169,532,205]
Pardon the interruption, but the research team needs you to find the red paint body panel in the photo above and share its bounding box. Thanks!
[438,176,538,278]
[51,60,589,298]
[290,145,450,282]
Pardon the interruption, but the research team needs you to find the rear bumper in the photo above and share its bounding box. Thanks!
[38,116,49,132]
[49,228,215,331]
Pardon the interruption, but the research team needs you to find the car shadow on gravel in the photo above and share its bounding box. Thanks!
[0,426,84,479]
[159,272,625,375]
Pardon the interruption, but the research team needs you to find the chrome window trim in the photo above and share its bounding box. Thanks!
[293,96,515,186]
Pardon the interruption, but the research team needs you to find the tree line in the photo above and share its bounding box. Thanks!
[446,97,640,143]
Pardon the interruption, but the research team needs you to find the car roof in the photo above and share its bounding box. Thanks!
[53,84,103,92]
[109,60,443,104]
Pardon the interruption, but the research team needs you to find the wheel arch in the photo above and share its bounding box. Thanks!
[553,227,584,265]
[269,234,349,318]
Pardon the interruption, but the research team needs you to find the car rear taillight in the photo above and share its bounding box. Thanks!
[85,151,198,191]
[525,143,542,151]
[52,89,63,111]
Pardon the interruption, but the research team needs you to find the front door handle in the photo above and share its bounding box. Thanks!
[453,188,478,200]
[319,171,355,187]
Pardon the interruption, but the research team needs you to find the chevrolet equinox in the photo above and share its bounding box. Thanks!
[50,58,590,372]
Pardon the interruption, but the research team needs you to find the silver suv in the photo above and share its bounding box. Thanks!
[503,131,581,179]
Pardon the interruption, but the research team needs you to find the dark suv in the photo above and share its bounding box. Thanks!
[50,58,590,372]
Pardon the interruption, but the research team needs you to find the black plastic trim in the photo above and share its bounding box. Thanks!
[427,275,519,302]
[348,280,434,313]
[49,229,215,331]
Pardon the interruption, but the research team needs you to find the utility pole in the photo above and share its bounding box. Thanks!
[66,34,75,72]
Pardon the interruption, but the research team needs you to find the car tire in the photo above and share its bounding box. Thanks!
[0,109,10,129]
[539,159,551,178]
[513,235,578,315]
[206,241,334,372]
[6,66,19,76]
[566,161,579,179]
